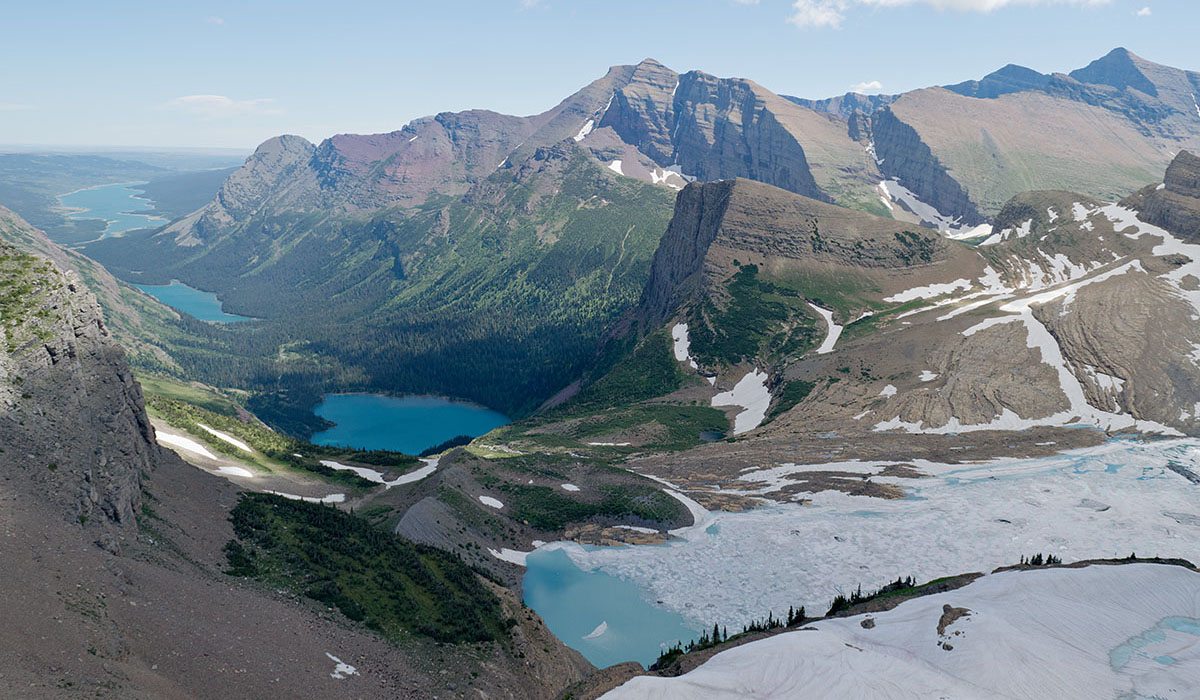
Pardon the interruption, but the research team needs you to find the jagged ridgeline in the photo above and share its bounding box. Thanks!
[83,49,1200,432]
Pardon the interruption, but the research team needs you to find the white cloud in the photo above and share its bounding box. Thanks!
[789,0,1111,29]
[520,0,541,8]
[733,0,761,4]
[163,95,282,119]
[850,80,884,93]
[205,15,226,25]
[1135,6,1151,16]
[0,104,34,112]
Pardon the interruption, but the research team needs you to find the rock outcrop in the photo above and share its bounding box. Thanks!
[0,215,166,550]
[1124,150,1200,240]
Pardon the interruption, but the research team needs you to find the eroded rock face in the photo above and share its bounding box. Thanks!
[673,73,827,202]
[870,107,984,227]
[0,219,164,549]
[1125,150,1200,240]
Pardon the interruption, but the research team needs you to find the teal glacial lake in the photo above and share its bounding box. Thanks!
[58,182,167,238]
[311,393,510,455]
[523,548,703,669]
[135,280,252,323]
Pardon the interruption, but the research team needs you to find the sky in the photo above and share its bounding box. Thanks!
[1,0,1196,151]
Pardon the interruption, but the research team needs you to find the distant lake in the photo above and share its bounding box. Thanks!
[311,393,510,455]
[135,280,252,323]
[523,548,703,669]
[58,182,167,238]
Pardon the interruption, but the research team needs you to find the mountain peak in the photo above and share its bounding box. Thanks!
[1069,47,1158,96]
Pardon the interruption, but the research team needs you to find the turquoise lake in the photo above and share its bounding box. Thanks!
[135,280,252,323]
[58,182,167,238]
[523,548,703,669]
[311,393,510,455]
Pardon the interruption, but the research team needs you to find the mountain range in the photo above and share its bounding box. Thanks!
[5,47,1200,699]
[83,48,1200,430]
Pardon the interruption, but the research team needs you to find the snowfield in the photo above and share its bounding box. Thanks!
[601,563,1200,700]
[712,369,771,434]
[555,439,1200,640]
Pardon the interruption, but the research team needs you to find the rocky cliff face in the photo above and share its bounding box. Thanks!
[637,178,960,328]
[1124,150,1200,240]
[870,106,984,226]
[0,217,165,551]
[672,73,828,202]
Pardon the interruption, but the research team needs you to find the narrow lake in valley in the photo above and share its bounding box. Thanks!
[311,393,509,455]
[58,182,167,238]
[135,280,253,323]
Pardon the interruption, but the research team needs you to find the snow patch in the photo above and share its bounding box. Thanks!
[607,159,624,175]
[157,432,218,460]
[267,491,345,504]
[326,653,359,680]
[885,278,972,303]
[919,370,938,382]
[671,322,699,369]
[572,119,594,142]
[712,369,771,434]
[196,424,252,453]
[582,621,609,640]
[807,302,842,354]
[880,384,897,397]
[561,483,581,492]
[216,466,254,478]
[479,495,504,509]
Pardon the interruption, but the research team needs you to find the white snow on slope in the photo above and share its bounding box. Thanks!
[880,384,897,397]
[1103,203,1200,316]
[488,547,530,566]
[808,302,843,354]
[557,438,1200,640]
[319,457,439,488]
[320,459,387,483]
[573,119,594,142]
[601,563,1200,700]
[561,483,581,492]
[582,621,609,640]
[196,423,253,453]
[326,653,359,680]
[157,432,218,460]
[878,179,991,239]
[919,370,937,382]
[877,260,1181,436]
[607,159,624,175]
[671,322,699,369]
[885,278,972,303]
[479,495,504,509]
[216,466,254,478]
[266,490,345,504]
[712,369,771,434]
[385,457,439,487]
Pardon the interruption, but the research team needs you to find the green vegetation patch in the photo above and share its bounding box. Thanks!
[767,379,815,421]
[0,247,64,353]
[688,264,821,367]
[224,493,508,644]
[572,330,700,411]
[498,481,686,531]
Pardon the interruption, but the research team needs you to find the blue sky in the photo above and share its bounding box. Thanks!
[1,0,1195,150]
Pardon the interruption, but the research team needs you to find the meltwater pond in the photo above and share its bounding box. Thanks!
[311,394,509,455]
[523,548,703,669]
[58,182,167,238]
[135,280,252,323]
